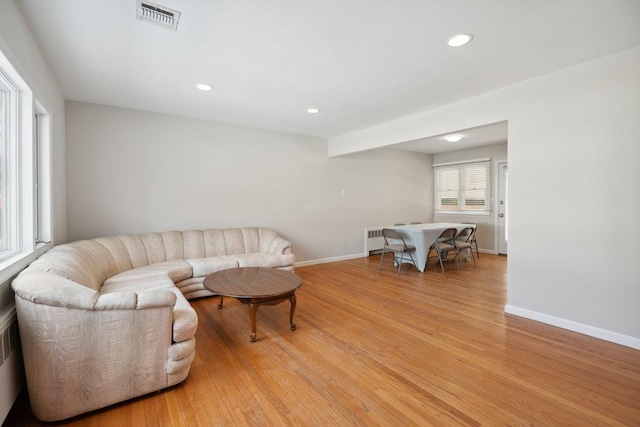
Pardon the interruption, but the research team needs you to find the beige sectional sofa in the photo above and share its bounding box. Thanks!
[11,227,295,422]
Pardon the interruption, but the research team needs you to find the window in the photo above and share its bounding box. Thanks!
[0,66,18,258]
[434,159,492,214]
[0,48,52,274]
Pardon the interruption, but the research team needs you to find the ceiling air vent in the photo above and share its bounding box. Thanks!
[136,1,181,31]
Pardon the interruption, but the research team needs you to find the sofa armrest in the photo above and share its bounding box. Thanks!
[13,273,100,309]
[267,236,293,255]
[13,272,177,311]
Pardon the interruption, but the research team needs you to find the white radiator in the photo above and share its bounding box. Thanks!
[364,228,385,255]
[0,311,19,369]
[0,308,23,424]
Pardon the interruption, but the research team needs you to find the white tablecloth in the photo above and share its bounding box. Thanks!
[389,223,475,272]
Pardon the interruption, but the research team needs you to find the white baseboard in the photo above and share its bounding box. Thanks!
[295,250,501,268]
[504,305,640,350]
[478,249,498,255]
[295,253,366,267]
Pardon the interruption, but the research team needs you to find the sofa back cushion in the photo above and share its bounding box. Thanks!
[258,228,279,253]
[162,231,185,260]
[241,228,261,253]
[93,236,134,272]
[184,228,264,258]
[182,230,204,259]
[139,233,168,265]
[203,229,227,257]
[116,235,151,268]
[19,227,282,289]
[222,229,246,255]
[24,241,115,291]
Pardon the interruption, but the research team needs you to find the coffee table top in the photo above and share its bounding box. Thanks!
[203,267,302,298]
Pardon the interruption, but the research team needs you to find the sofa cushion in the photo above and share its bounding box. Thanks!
[104,260,192,285]
[167,337,196,387]
[231,253,296,268]
[187,256,238,277]
[173,277,213,299]
[169,288,198,342]
[100,275,176,294]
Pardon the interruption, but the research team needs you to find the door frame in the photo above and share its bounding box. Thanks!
[494,159,508,254]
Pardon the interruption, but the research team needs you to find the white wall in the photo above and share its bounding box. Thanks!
[432,143,508,254]
[0,1,66,245]
[0,0,67,422]
[328,47,640,348]
[66,101,432,263]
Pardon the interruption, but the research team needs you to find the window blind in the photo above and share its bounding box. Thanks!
[434,159,492,213]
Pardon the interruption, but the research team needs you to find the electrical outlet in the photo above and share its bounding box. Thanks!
[341,239,347,246]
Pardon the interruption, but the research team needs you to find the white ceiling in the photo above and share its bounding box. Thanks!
[16,0,640,143]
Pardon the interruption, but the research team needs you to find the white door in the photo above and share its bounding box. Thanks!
[498,162,508,254]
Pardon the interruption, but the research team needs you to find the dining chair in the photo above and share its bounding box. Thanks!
[455,226,477,268]
[379,228,417,275]
[462,222,480,259]
[426,228,459,273]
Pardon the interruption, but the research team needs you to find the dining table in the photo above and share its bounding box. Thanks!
[389,222,476,272]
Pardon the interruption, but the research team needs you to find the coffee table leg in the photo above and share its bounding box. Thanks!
[218,295,224,309]
[289,292,297,331]
[249,300,258,342]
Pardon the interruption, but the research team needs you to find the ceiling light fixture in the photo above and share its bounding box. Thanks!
[307,108,320,114]
[445,134,463,142]
[196,83,213,91]
[447,34,473,47]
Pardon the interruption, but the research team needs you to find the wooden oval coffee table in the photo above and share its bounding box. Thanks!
[203,267,302,342]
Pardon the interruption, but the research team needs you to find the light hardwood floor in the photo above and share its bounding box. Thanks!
[5,254,640,426]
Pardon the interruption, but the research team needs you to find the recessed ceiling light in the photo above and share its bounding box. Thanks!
[447,34,473,47]
[445,134,463,142]
[307,108,320,114]
[196,83,213,91]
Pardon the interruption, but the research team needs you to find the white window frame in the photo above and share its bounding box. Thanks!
[35,101,52,246]
[433,158,492,215]
[0,48,53,283]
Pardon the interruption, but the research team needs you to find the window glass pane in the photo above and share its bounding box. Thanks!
[0,89,5,252]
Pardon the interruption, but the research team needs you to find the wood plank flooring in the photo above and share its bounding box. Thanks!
[4,254,640,426]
